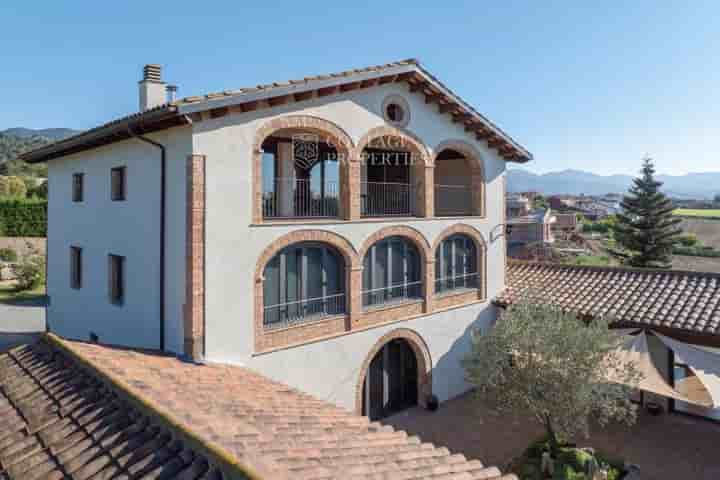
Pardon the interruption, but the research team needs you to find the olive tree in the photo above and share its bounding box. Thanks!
[463,299,640,453]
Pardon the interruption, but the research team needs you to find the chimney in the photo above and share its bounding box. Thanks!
[138,64,167,111]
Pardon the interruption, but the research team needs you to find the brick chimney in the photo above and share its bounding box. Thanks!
[138,64,167,111]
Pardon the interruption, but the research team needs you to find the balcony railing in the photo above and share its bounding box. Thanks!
[362,281,423,309]
[435,272,479,295]
[434,184,473,216]
[361,182,414,217]
[263,178,339,219]
[263,292,346,329]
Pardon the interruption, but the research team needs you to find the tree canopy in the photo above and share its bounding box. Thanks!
[610,157,681,268]
[463,299,639,452]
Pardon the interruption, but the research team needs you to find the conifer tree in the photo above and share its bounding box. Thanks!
[611,157,681,268]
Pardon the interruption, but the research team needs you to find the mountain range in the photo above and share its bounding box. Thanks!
[508,168,720,199]
[0,128,79,140]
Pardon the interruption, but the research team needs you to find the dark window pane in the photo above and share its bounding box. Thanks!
[72,174,84,202]
[108,255,124,305]
[70,246,82,289]
[111,167,126,201]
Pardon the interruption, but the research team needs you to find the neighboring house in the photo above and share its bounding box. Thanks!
[500,261,720,422]
[552,212,579,235]
[506,193,531,218]
[506,208,556,258]
[23,60,532,421]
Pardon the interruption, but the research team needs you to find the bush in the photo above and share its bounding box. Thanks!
[673,246,720,257]
[14,254,45,291]
[677,234,699,247]
[0,199,47,237]
[0,176,28,199]
[0,248,17,262]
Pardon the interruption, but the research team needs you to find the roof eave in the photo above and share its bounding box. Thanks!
[21,106,185,163]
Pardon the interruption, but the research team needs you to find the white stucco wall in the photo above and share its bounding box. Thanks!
[192,82,510,410]
[47,126,191,352]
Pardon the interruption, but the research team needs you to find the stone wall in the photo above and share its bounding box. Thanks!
[0,237,46,258]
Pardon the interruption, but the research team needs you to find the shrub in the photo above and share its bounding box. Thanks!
[677,234,699,247]
[14,254,45,291]
[0,199,47,237]
[0,247,18,262]
[673,246,720,258]
[0,176,28,199]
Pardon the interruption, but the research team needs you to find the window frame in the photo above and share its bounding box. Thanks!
[434,234,479,295]
[110,166,126,201]
[362,236,422,308]
[72,173,84,202]
[108,254,125,305]
[70,246,82,289]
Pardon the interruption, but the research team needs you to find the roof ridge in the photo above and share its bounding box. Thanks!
[507,259,720,279]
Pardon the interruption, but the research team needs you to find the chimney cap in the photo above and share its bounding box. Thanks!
[142,64,163,83]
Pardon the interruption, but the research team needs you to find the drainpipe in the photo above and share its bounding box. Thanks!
[128,127,166,352]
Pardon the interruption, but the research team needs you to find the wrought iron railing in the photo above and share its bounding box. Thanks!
[263,178,339,218]
[263,292,346,329]
[435,272,479,295]
[434,184,473,216]
[362,281,423,308]
[361,182,414,217]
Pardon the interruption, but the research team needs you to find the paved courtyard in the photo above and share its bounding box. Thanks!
[386,392,720,480]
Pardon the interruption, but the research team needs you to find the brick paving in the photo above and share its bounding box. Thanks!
[58,336,512,480]
[385,392,720,480]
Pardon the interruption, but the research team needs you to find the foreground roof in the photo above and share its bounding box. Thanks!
[22,59,532,164]
[29,334,511,480]
[0,339,234,480]
[497,261,720,337]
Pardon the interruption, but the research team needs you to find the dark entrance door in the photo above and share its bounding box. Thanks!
[362,339,419,420]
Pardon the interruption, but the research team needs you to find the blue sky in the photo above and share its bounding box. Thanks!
[2,1,718,175]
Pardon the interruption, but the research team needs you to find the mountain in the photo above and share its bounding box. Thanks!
[0,128,79,140]
[507,168,720,199]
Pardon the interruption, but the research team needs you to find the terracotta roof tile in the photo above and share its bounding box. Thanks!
[497,261,720,336]
[42,335,512,480]
[0,340,230,480]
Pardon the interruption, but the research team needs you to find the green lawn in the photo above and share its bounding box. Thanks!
[0,283,47,305]
[673,208,720,218]
[564,254,613,267]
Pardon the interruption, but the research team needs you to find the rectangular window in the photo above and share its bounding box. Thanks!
[70,246,82,289]
[72,173,84,202]
[108,254,125,305]
[111,167,126,201]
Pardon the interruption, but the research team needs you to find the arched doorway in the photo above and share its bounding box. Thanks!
[362,338,419,420]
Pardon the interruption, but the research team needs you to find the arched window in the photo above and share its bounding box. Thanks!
[263,243,345,328]
[362,236,422,308]
[435,234,478,294]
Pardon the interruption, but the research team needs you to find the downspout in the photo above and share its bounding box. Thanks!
[128,127,166,352]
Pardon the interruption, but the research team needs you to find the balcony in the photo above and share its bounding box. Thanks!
[263,178,339,219]
[361,182,415,217]
[263,292,346,329]
[362,281,423,309]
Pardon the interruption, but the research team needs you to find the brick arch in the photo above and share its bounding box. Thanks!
[354,125,431,164]
[358,225,432,265]
[355,328,433,415]
[253,230,360,352]
[432,223,488,301]
[433,139,486,217]
[252,115,355,222]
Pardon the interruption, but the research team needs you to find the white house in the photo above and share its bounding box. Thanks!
[23,60,532,418]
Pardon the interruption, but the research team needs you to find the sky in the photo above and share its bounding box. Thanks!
[1,1,718,176]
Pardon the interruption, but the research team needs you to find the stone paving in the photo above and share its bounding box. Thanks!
[386,392,720,480]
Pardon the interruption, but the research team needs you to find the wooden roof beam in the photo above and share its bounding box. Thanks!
[340,81,362,92]
[408,80,427,93]
[360,78,379,89]
[438,102,458,114]
[452,112,472,123]
[425,93,444,104]
[487,136,504,148]
[317,86,339,97]
[267,95,291,107]
[293,91,314,102]
[378,74,398,85]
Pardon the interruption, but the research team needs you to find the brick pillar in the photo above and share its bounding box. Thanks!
[346,160,361,220]
[471,170,484,216]
[349,266,363,326]
[424,259,435,313]
[184,154,206,360]
[415,164,434,217]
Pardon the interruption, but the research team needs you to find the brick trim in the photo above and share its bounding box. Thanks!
[184,154,206,360]
[354,125,433,217]
[433,139,486,217]
[252,115,355,222]
[253,229,360,352]
[432,223,488,301]
[354,328,432,415]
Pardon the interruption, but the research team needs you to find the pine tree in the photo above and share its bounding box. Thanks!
[610,157,682,268]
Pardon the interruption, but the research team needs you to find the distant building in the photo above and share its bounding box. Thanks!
[506,208,556,258]
[506,194,531,218]
[553,213,579,234]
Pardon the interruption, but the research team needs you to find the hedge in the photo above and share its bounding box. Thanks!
[673,246,720,258]
[0,200,47,237]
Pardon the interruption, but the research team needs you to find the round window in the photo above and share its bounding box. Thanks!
[382,95,410,127]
